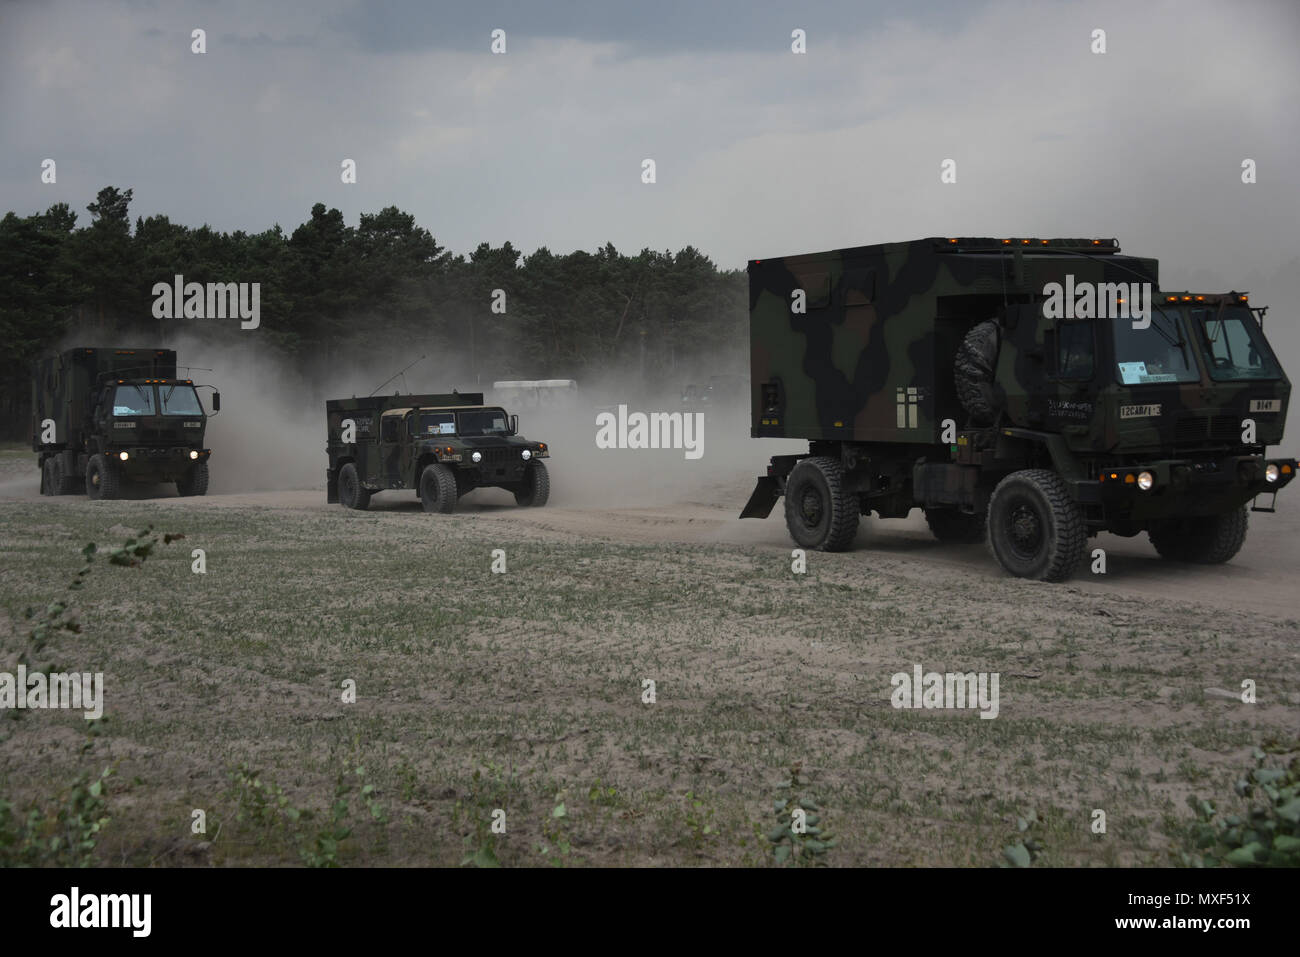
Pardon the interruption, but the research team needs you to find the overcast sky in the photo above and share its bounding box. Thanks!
[3,0,1298,287]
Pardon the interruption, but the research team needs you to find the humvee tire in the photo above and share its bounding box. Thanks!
[86,454,121,501]
[419,463,458,513]
[514,461,550,507]
[784,456,858,551]
[1148,507,1248,564]
[177,461,210,497]
[337,462,370,510]
[955,320,1001,426]
[987,469,1086,581]
[924,507,987,544]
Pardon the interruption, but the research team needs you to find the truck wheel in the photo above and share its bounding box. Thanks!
[337,462,370,510]
[987,469,1085,581]
[85,454,121,501]
[419,463,458,514]
[53,457,82,494]
[1148,508,1248,564]
[176,461,210,497]
[924,507,987,544]
[514,461,550,507]
[783,456,858,551]
[955,320,1001,426]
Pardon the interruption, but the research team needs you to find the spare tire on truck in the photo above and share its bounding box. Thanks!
[955,320,1001,426]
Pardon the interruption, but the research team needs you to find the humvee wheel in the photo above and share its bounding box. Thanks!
[1148,507,1248,564]
[783,456,858,552]
[924,507,987,544]
[419,463,458,514]
[987,469,1085,581]
[514,461,550,507]
[177,461,210,497]
[337,462,370,510]
[85,454,121,501]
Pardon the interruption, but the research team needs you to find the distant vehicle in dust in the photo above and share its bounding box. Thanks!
[32,347,220,499]
[491,379,579,410]
[326,391,551,513]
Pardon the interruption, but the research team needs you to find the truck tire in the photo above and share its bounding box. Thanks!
[419,463,458,514]
[987,469,1086,581]
[924,507,987,544]
[86,454,121,501]
[337,462,370,510]
[176,461,210,497]
[955,320,1001,426]
[784,456,858,551]
[1148,508,1248,564]
[514,461,550,507]
[53,457,82,494]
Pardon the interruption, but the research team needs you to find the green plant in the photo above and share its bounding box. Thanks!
[1001,809,1045,867]
[0,758,114,867]
[683,790,717,851]
[766,762,837,865]
[1181,742,1300,867]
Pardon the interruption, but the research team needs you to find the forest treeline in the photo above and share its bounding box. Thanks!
[0,186,747,438]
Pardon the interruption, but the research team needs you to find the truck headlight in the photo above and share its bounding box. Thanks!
[1265,464,1279,483]
[119,451,129,461]
[522,449,532,461]
[190,450,199,460]
[471,451,482,463]
[1137,471,1154,491]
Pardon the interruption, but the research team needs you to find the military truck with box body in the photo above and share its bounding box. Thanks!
[325,392,551,512]
[32,347,220,499]
[740,237,1294,580]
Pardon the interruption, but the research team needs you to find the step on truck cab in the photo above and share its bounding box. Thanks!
[33,347,220,499]
[740,237,1293,580]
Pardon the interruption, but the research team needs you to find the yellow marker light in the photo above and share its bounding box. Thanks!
[1283,464,1294,475]
[1124,473,1135,484]
[833,420,843,427]
[1166,295,1177,302]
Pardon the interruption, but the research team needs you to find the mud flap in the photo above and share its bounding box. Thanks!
[740,475,780,519]
[326,469,338,503]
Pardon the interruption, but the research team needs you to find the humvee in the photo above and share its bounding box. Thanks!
[325,392,551,512]
[740,237,1294,581]
[32,347,219,499]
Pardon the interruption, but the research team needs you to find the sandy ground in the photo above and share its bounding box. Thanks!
[5,450,1296,618]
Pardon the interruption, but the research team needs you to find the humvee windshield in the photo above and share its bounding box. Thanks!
[112,384,156,415]
[1195,305,1282,381]
[1111,307,1199,385]
[457,410,510,436]
[159,384,204,416]
[415,412,456,436]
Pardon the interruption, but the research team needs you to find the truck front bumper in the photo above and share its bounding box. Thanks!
[1085,454,1295,519]
[113,447,210,480]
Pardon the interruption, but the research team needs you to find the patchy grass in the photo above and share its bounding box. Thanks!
[1,498,1297,866]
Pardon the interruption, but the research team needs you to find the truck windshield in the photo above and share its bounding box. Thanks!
[415,412,456,436]
[457,410,509,436]
[112,384,156,415]
[158,384,204,415]
[1111,307,1200,385]
[1195,305,1282,381]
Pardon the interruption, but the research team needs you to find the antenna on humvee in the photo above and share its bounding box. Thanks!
[369,354,427,397]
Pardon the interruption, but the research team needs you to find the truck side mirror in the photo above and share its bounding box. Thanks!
[212,392,221,412]
[510,414,519,435]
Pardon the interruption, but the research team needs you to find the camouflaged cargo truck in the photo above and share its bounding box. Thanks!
[32,347,220,499]
[740,237,1294,581]
[325,392,551,513]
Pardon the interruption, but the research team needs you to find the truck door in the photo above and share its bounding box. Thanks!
[379,409,407,488]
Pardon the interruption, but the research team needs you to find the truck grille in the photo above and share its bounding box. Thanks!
[1174,415,1242,445]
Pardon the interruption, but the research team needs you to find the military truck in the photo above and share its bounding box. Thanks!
[325,392,551,512]
[740,237,1294,581]
[32,347,220,500]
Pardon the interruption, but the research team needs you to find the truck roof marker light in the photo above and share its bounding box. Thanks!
[1240,295,1248,303]
[1166,295,1177,302]
[1195,295,1205,301]
[1182,296,1192,301]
